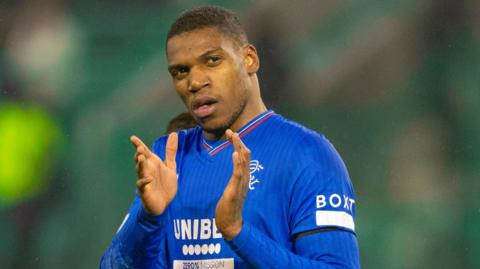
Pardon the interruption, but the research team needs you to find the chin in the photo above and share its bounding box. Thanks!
[201,122,227,134]
[200,117,230,136]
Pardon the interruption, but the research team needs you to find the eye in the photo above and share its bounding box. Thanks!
[206,55,222,66]
[171,67,189,79]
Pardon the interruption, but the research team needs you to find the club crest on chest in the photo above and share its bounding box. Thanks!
[249,160,263,190]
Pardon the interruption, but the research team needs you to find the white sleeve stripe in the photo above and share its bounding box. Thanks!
[116,213,130,233]
[315,211,355,231]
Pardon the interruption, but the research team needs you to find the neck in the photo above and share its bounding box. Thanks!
[203,78,266,140]
[229,99,267,133]
[202,101,267,141]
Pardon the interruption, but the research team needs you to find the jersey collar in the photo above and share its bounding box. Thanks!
[201,110,275,156]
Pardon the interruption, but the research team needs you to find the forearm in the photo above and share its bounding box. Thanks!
[100,198,169,269]
[226,222,359,269]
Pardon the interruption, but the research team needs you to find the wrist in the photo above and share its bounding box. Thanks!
[221,221,243,241]
[138,206,168,227]
[225,221,251,251]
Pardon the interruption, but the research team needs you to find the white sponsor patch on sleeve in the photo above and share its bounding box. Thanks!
[316,210,355,231]
[173,258,234,269]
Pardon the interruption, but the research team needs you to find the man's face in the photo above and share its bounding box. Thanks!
[166,27,251,135]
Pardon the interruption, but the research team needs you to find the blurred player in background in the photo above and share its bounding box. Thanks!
[101,5,359,268]
[165,112,197,134]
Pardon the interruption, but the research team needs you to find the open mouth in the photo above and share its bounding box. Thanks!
[192,97,218,119]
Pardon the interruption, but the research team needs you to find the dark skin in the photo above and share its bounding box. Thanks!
[130,27,266,240]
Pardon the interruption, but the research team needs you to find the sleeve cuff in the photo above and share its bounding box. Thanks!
[226,221,252,252]
[138,207,169,231]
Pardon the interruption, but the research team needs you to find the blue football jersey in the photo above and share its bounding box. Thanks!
[101,110,359,269]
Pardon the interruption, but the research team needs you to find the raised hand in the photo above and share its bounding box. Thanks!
[130,133,178,215]
[215,129,251,240]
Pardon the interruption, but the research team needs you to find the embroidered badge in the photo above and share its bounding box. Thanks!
[249,160,264,190]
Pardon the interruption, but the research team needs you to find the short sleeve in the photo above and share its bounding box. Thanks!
[289,134,356,236]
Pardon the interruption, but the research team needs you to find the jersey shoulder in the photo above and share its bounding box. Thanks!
[270,114,331,156]
[270,114,348,178]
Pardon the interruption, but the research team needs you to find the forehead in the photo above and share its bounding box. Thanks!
[167,27,237,63]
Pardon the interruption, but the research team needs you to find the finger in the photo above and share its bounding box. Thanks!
[136,177,152,190]
[225,151,242,195]
[229,151,249,198]
[232,133,250,162]
[231,132,241,153]
[165,132,178,170]
[232,151,243,179]
[134,151,142,163]
[237,134,251,162]
[231,134,251,189]
[130,135,144,148]
[136,154,147,177]
[130,135,151,156]
[225,129,234,141]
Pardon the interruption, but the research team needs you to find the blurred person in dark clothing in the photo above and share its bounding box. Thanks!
[165,112,197,134]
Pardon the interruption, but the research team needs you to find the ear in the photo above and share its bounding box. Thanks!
[243,44,260,74]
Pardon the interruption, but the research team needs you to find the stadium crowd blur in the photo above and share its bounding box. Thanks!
[0,0,479,268]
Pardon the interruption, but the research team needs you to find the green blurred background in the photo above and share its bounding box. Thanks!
[1,0,479,268]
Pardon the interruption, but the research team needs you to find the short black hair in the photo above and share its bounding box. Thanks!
[167,5,248,46]
[165,112,197,133]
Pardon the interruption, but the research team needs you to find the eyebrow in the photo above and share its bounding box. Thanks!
[167,47,224,72]
[198,48,223,58]
[168,64,188,73]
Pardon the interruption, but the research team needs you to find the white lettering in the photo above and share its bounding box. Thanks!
[174,258,234,269]
[181,219,192,240]
[200,219,211,239]
[174,219,181,239]
[343,195,350,210]
[174,218,223,241]
[193,219,199,240]
[316,195,327,208]
[329,194,342,208]
[212,219,222,239]
[316,193,355,213]
[349,198,355,211]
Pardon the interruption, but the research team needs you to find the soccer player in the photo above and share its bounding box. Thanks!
[101,6,359,269]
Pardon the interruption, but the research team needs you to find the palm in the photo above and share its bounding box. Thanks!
[215,130,250,240]
[131,133,178,215]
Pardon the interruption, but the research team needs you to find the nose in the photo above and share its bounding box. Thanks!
[188,67,210,92]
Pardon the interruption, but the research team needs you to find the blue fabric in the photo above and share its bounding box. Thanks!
[100,111,360,268]
[100,195,169,269]
[228,222,359,268]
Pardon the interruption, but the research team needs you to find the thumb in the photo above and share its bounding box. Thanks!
[165,132,178,170]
